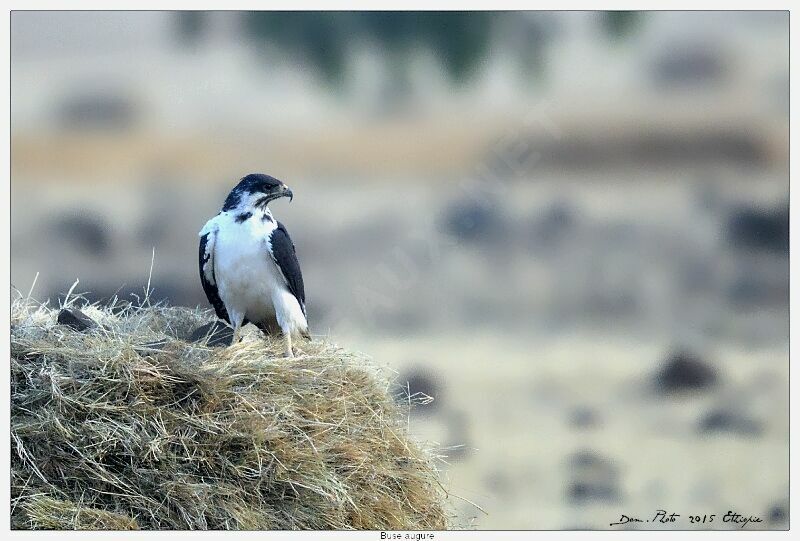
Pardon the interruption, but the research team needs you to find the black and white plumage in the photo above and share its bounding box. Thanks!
[199,173,308,356]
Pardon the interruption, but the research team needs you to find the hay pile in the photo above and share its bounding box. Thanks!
[11,296,450,530]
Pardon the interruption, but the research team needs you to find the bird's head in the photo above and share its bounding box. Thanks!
[222,173,294,212]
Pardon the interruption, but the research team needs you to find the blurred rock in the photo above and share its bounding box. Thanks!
[441,198,505,243]
[49,212,111,256]
[767,502,788,527]
[530,201,576,250]
[699,409,763,437]
[650,41,726,88]
[567,481,620,504]
[483,470,514,498]
[653,349,718,395]
[56,90,140,131]
[568,406,601,429]
[568,449,618,474]
[393,366,441,415]
[57,308,96,331]
[189,321,233,347]
[727,259,788,309]
[726,202,789,254]
[566,449,621,504]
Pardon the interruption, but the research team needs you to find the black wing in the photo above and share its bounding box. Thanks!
[268,222,306,316]
[199,229,230,323]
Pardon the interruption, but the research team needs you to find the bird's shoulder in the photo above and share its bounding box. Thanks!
[272,221,295,244]
[266,221,299,256]
[199,212,224,237]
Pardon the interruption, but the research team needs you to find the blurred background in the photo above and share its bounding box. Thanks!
[10,11,788,530]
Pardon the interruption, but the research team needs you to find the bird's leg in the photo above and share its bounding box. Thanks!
[229,312,245,346]
[283,332,293,358]
[232,325,241,344]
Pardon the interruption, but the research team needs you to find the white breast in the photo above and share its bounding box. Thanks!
[210,212,306,333]
[216,216,269,308]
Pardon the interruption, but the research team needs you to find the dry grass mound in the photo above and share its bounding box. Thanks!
[11,295,450,530]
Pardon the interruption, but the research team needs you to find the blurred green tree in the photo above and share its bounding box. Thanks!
[176,11,207,47]
[176,12,510,87]
[175,12,643,90]
[601,11,642,41]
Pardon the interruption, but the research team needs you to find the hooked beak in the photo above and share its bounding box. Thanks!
[255,185,293,209]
